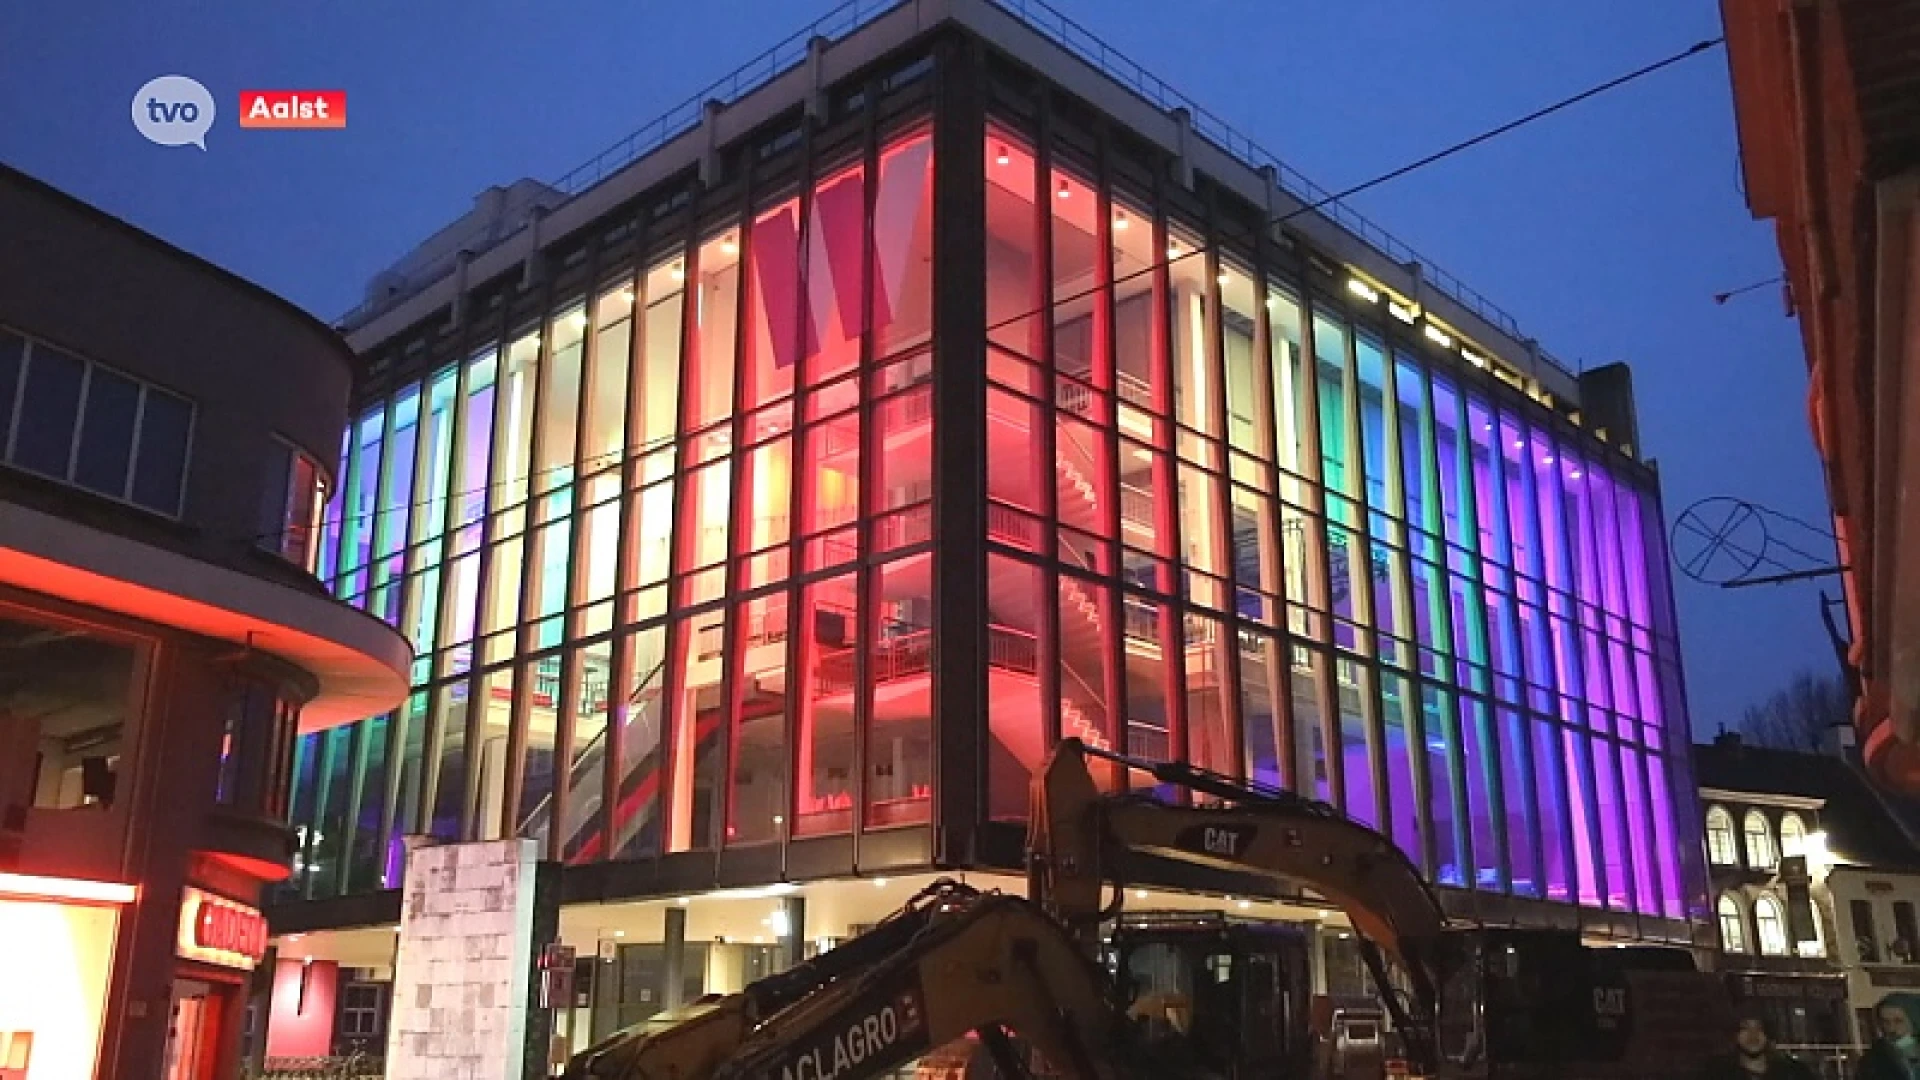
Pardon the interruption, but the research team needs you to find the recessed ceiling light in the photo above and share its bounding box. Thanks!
[1057,179,1071,200]
[1113,210,1129,231]
[995,145,1010,166]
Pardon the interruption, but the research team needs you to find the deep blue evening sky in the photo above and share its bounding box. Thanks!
[0,1,1833,737]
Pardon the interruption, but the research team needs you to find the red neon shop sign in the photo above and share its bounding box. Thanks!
[177,887,267,970]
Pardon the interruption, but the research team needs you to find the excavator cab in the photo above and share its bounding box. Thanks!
[1106,914,1312,1080]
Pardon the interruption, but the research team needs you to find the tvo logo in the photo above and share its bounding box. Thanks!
[133,75,215,150]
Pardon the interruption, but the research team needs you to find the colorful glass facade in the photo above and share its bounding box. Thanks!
[285,39,1705,928]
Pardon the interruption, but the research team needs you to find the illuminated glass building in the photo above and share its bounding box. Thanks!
[274,0,1710,1042]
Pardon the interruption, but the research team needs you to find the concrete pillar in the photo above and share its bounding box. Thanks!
[778,897,806,970]
[384,838,545,1080]
[662,906,688,1012]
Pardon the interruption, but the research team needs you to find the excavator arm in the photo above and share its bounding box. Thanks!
[1029,739,1450,1064]
[568,881,1211,1080]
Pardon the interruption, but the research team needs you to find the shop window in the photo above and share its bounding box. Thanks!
[0,333,194,515]
[1,609,143,811]
[1753,894,1788,956]
[1705,805,1738,865]
[258,440,327,570]
[1744,810,1776,870]
[1717,893,1747,953]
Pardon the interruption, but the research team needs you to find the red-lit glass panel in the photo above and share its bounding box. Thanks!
[1050,162,1101,382]
[795,573,860,835]
[1184,612,1237,778]
[801,410,860,570]
[1111,194,1159,415]
[872,387,933,552]
[805,163,865,384]
[743,198,800,413]
[736,436,792,589]
[726,590,789,847]
[985,128,1041,358]
[987,388,1045,551]
[675,458,731,607]
[867,554,932,828]
[986,554,1048,820]
[873,131,933,358]
[684,229,740,431]
[667,613,726,852]
[1059,573,1120,793]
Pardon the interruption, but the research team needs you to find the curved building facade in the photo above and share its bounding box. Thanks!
[0,165,411,1080]
[270,0,1708,1063]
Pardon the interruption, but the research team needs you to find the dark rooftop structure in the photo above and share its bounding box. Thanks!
[1696,733,1920,869]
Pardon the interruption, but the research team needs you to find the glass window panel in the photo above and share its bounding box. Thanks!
[1184,611,1235,777]
[631,480,674,591]
[1289,645,1334,803]
[806,162,866,382]
[1561,722,1603,905]
[1591,738,1632,908]
[1378,672,1425,870]
[318,427,349,584]
[612,626,668,860]
[494,332,540,515]
[675,458,732,604]
[584,283,635,494]
[869,554,933,828]
[796,574,860,836]
[987,555,1047,820]
[727,591,789,847]
[1178,461,1225,607]
[1112,196,1156,412]
[1240,630,1287,788]
[1312,312,1354,502]
[130,387,192,515]
[874,384,932,514]
[1422,686,1467,888]
[1354,332,1397,528]
[537,306,587,501]
[1619,745,1660,914]
[744,198,801,410]
[873,131,933,358]
[988,388,1044,543]
[1051,166,1099,387]
[667,612,727,851]
[426,681,472,842]
[1459,697,1502,891]
[985,129,1041,357]
[513,655,566,848]
[1466,396,1508,563]
[73,366,140,497]
[1220,262,1264,458]
[1395,354,1439,558]
[1122,593,1176,772]
[1334,658,1379,828]
[1526,714,1572,902]
[1268,287,1312,492]
[339,408,385,603]
[687,228,740,430]
[371,387,420,625]
[555,639,613,864]
[801,411,860,569]
[12,343,83,477]
[639,258,685,454]
[471,667,517,842]
[1230,485,1282,626]
[1168,227,1215,439]
[1060,574,1119,762]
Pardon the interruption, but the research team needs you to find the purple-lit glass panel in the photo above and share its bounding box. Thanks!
[1562,724,1602,905]
[1498,706,1541,897]
[1647,749,1686,916]
[1533,718,1573,901]
[1620,745,1661,914]
[1590,737,1633,909]
[1337,661,1380,829]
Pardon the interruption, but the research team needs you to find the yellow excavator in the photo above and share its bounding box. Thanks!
[566,739,1730,1080]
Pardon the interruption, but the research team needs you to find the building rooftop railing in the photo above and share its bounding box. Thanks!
[340,0,1574,381]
